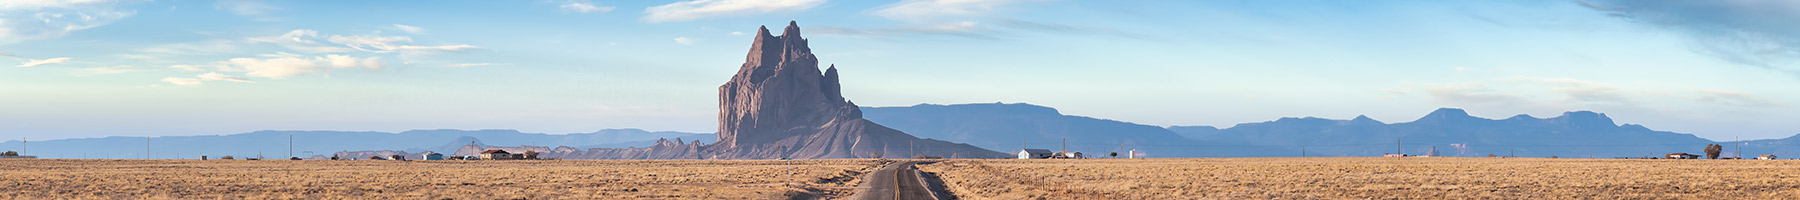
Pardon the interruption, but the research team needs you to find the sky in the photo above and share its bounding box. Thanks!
[2,0,1798,141]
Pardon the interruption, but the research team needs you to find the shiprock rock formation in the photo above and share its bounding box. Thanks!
[708,21,1006,159]
[514,21,1003,159]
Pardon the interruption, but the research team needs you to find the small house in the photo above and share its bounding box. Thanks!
[422,152,444,160]
[388,155,406,161]
[1666,153,1699,159]
[1758,154,1778,160]
[1017,149,1053,159]
[480,149,511,160]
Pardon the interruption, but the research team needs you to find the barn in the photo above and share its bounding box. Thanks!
[1017,149,1053,159]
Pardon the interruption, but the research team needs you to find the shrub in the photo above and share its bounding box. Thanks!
[1705,144,1723,159]
[1,151,17,156]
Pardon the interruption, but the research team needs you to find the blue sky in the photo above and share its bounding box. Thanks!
[2,0,1797,141]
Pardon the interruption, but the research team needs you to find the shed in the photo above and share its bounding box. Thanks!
[422,152,444,160]
[1666,153,1699,159]
[1758,154,1778,160]
[480,149,511,160]
[1017,149,1053,159]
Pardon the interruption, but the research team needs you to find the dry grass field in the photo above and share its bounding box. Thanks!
[0,159,884,199]
[917,157,1800,199]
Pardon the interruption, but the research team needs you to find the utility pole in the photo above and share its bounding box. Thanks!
[1397,137,1402,156]
[147,137,152,159]
[22,137,27,156]
[910,140,914,158]
[1510,146,1515,158]
[1735,136,1741,158]
[1061,138,1067,153]
[1302,146,1307,157]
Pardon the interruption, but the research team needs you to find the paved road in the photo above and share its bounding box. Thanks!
[850,161,945,200]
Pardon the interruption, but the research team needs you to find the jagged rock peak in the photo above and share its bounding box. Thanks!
[782,20,802,38]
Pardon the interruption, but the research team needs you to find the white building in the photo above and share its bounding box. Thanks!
[1018,149,1053,159]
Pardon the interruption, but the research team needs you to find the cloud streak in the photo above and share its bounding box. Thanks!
[562,2,614,14]
[643,0,824,23]
[16,57,71,67]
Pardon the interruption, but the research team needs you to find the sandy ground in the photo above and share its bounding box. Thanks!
[916,157,1800,199]
[0,159,882,199]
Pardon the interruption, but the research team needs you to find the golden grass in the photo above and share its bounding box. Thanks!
[917,157,1800,199]
[0,159,884,199]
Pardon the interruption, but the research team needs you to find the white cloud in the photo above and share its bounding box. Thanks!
[16,57,71,67]
[643,0,825,23]
[361,57,385,70]
[393,24,424,34]
[729,31,745,35]
[871,0,1028,21]
[170,64,206,71]
[231,54,321,79]
[160,77,203,86]
[562,2,615,14]
[196,72,253,83]
[228,53,384,79]
[324,54,359,68]
[673,37,697,45]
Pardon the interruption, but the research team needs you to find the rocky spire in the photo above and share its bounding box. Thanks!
[822,64,843,103]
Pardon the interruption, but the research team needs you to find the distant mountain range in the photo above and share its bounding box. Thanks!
[862,103,1291,157]
[1167,108,1722,157]
[868,103,1797,158]
[0,129,712,159]
[8,103,1796,159]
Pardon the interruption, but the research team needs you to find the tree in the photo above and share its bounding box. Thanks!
[1,151,17,156]
[1488,154,1496,158]
[1705,144,1723,159]
[1110,152,1119,158]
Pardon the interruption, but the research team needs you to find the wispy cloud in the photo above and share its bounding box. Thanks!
[196,72,253,83]
[1580,0,1800,76]
[673,37,697,45]
[228,53,381,79]
[562,2,614,14]
[160,77,203,86]
[0,0,136,46]
[643,0,825,23]
[16,57,72,67]
[393,24,425,34]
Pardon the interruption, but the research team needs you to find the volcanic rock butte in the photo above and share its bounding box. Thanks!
[708,21,1007,159]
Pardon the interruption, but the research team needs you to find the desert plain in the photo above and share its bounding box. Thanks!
[6,157,1800,199]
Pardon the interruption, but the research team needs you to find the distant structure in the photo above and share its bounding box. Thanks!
[388,155,406,161]
[1017,149,1053,159]
[422,152,444,160]
[480,150,512,160]
[1384,154,1408,158]
[1758,154,1778,160]
[1666,153,1699,159]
